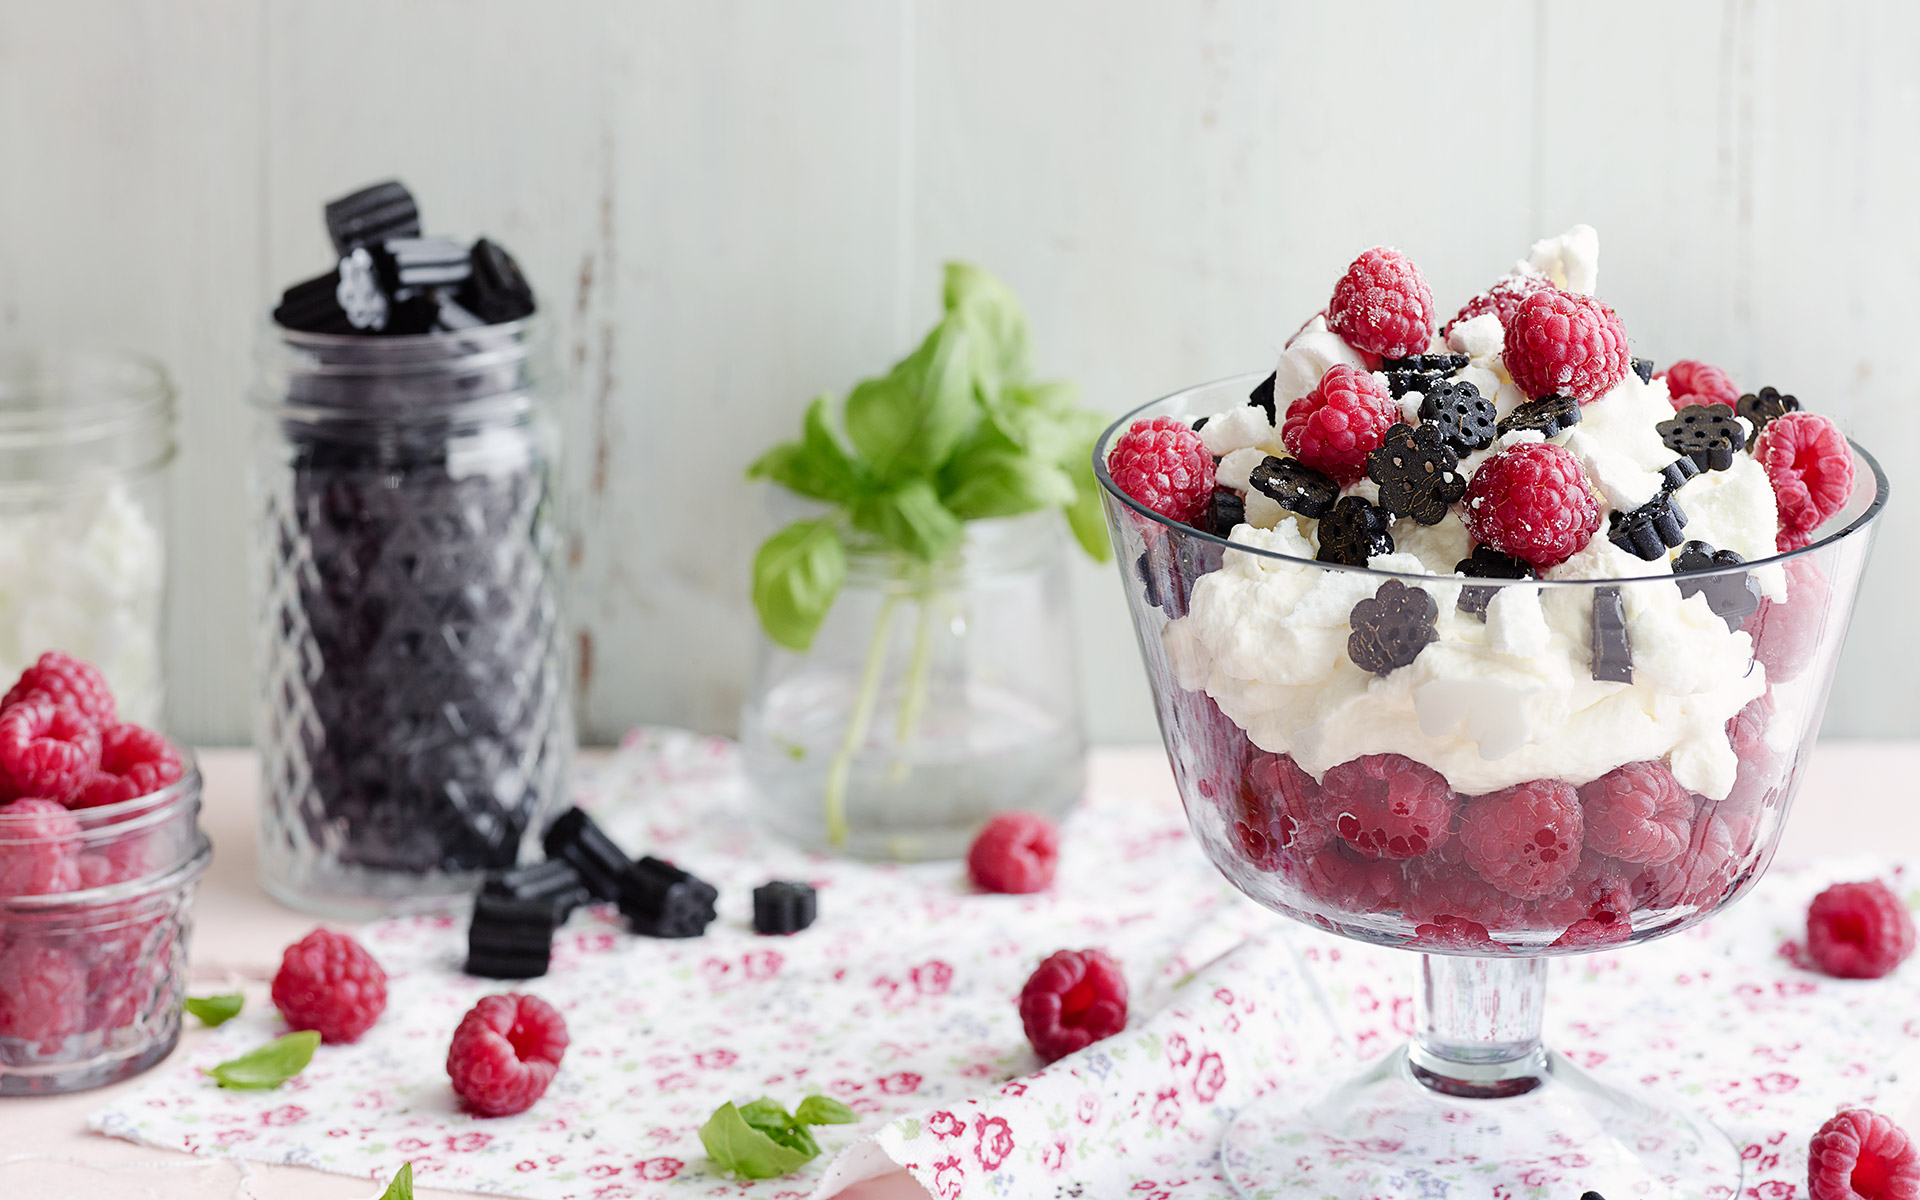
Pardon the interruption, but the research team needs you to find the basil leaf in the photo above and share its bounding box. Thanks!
[1063,434,1115,563]
[942,450,1075,521]
[699,1101,820,1180]
[738,1097,820,1156]
[378,1162,414,1200]
[846,321,976,482]
[204,1030,321,1090]
[984,380,1082,460]
[747,395,867,503]
[850,479,963,563]
[943,262,1031,404]
[752,517,847,652]
[184,993,245,1027]
[794,1094,859,1126]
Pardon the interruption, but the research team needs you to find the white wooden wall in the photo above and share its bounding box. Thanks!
[0,1,1913,745]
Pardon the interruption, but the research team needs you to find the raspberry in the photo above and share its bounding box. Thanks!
[1413,915,1500,951]
[0,695,102,805]
[1750,556,1829,684]
[1756,412,1855,550]
[1659,359,1741,410]
[1327,247,1436,359]
[1578,762,1692,866]
[1289,843,1403,914]
[1107,417,1214,525]
[1532,851,1634,934]
[1806,881,1916,980]
[1404,840,1528,930]
[1319,753,1457,860]
[73,724,184,809]
[1551,914,1632,949]
[2,651,116,729]
[271,928,389,1044]
[1458,780,1584,900]
[1231,754,1329,870]
[90,915,174,1033]
[967,811,1059,895]
[0,940,86,1051]
[1461,442,1601,569]
[1282,364,1397,485]
[1443,274,1554,340]
[1502,289,1630,403]
[446,993,570,1117]
[1808,1108,1920,1200]
[1725,692,1784,812]
[1636,810,1741,910]
[1018,948,1128,1064]
[0,798,82,895]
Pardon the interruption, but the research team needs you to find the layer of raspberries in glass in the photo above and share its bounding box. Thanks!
[0,652,190,1043]
[1105,233,1856,952]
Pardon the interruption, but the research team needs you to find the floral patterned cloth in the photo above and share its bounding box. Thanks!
[90,730,1920,1200]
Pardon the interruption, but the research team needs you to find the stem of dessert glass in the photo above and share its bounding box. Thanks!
[1406,953,1550,1099]
[823,592,900,849]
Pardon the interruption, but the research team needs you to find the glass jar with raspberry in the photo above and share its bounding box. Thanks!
[248,316,572,917]
[1095,375,1890,1198]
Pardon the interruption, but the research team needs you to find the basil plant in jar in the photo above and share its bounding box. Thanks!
[740,264,1110,859]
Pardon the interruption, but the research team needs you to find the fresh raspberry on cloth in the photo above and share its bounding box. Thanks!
[1659,359,1741,409]
[1458,779,1585,900]
[1502,288,1630,402]
[1443,274,1553,340]
[0,797,82,895]
[1318,753,1457,860]
[1327,246,1436,359]
[1806,880,1916,980]
[1018,948,1128,1064]
[1282,363,1397,485]
[0,940,87,1051]
[72,723,184,809]
[1107,416,1214,525]
[1461,441,1601,569]
[1231,753,1328,869]
[0,694,102,804]
[967,811,1059,894]
[1578,762,1692,865]
[1756,411,1854,550]
[271,928,388,1044]
[1808,1108,1920,1200]
[447,993,571,1117]
[2,651,116,728]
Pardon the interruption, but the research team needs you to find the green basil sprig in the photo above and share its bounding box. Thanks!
[748,263,1111,651]
[378,1163,414,1200]
[204,1030,320,1090]
[184,992,245,1027]
[700,1093,860,1179]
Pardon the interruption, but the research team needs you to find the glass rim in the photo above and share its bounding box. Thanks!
[0,347,176,449]
[0,833,210,913]
[0,751,201,843]
[1093,371,1891,588]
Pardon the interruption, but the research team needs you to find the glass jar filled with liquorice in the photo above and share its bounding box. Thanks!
[249,181,573,917]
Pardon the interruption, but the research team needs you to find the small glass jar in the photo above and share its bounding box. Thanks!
[0,760,209,1095]
[248,318,572,917]
[0,350,174,725]
[740,512,1087,859]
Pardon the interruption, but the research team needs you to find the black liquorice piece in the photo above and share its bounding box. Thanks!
[1657,455,1702,493]
[1631,358,1655,385]
[324,180,421,255]
[459,237,538,324]
[336,246,393,332]
[1367,423,1466,525]
[1247,372,1277,424]
[483,859,592,920]
[1381,354,1469,374]
[1607,492,1689,560]
[1497,393,1582,440]
[382,236,473,290]
[753,881,819,935]
[1418,379,1498,455]
[466,892,560,980]
[273,270,356,335]
[1657,404,1743,472]
[1671,540,1762,631]
[1191,416,1209,432]
[1209,487,1245,537]
[1590,587,1633,683]
[434,293,487,331]
[1384,370,1443,400]
[543,808,634,902]
[1315,495,1394,567]
[1248,456,1339,519]
[1454,545,1535,619]
[620,856,719,939]
[1736,386,1800,450]
[1347,580,1438,676]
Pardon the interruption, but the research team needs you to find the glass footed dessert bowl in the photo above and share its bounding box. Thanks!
[1094,225,1887,1200]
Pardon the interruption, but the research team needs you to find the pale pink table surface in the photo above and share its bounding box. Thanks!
[3,742,1916,1199]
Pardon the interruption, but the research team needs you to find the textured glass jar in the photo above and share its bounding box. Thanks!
[249,318,572,917]
[0,349,173,725]
[740,512,1087,860]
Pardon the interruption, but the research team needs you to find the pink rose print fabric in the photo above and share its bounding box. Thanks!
[88,730,1920,1200]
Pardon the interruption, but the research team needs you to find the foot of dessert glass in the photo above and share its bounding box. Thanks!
[1095,377,1890,1200]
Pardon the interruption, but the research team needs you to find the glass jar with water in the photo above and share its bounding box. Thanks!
[740,511,1085,859]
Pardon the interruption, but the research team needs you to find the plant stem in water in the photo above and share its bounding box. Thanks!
[889,586,937,784]
[824,592,899,849]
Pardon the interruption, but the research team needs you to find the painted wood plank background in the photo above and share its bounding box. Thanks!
[0,0,1911,745]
